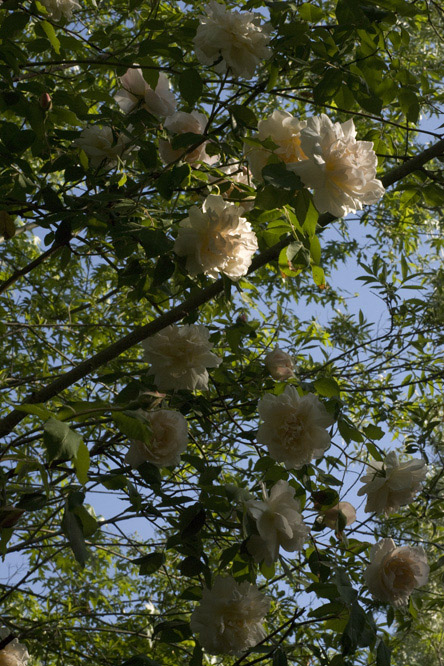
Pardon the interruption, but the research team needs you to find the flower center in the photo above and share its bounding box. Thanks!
[279,413,303,448]
[384,556,416,591]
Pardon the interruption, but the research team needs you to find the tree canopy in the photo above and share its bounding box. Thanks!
[1,0,444,665]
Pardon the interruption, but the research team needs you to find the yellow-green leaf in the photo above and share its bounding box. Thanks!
[41,20,61,54]
[73,441,90,485]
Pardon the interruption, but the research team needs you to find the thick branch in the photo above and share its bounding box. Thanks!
[1,137,443,441]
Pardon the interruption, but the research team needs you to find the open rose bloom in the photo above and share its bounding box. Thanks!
[289,114,385,217]
[257,386,334,469]
[190,576,269,655]
[358,451,427,515]
[142,324,221,391]
[39,0,80,20]
[264,347,294,381]
[0,629,29,666]
[115,69,176,117]
[159,111,215,165]
[365,538,429,607]
[193,1,271,79]
[75,126,133,169]
[174,194,258,280]
[247,110,307,181]
[125,409,188,468]
[246,480,310,565]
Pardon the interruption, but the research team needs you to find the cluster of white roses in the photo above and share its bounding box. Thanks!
[356,451,429,606]
[139,324,430,652]
[0,629,29,666]
[246,110,385,217]
[73,0,384,272]
[71,0,420,655]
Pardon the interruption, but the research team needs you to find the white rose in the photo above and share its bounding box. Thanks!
[74,125,132,169]
[38,0,80,21]
[246,480,310,565]
[365,538,429,607]
[246,110,307,181]
[125,409,188,468]
[115,69,176,117]
[142,324,221,391]
[357,451,427,515]
[159,111,214,165]
[289,114,385,217]
[320,502,356,530]
[0,630,29,666]
[193,1,271,79]
[264,347,294,381]
[190,575,270,655]
[174,194,258,280]
[257,385,333,469]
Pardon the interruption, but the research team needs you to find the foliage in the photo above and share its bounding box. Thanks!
[0,0,444,665]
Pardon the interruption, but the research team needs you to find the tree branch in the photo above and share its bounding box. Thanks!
[1,137,443,441]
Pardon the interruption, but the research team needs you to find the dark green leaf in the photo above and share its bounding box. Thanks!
[179,69,203,106]
[43,417,82,463]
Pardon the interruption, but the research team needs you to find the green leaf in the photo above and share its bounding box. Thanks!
[171,132,204,151]
[17,493,47,511]
[314,377,340,397]
[310,235,321,265]
[230,104,258,128]
[313,69,343,104]
[179,503,206,539]
[363,424,385,440]
[61,507,89,567]
[43,417,82,463]
[262,163,301,190]
[398,89,420,123]
[312,265,326,287]
[157,164,191,199]
[273,648,288,666]
[41,20,61,54]
[179,69,203,107]
[73,441,90,485]
[0,12,29,37]
[112,411,152,444]
[299,2,324,21]
[16,403,55,420]
[72,505,98,537]
[133,551,165,575]
[376,640,391,666]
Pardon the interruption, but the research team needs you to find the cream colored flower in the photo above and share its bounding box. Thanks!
[264,347,294,381]
[125,409,188,468]
[320,502,356,530]
[159,111,214,165]
[247,110,307,181]
[289,114,385,217]
[190,576,269,655]
[142,324,221,391]
[193,1,271,79]
[257,386,333,469]
[115,69,176,117]
[174,194,258,280]
[39,0,80,21]
[365,538,429,607]
[75,125,132,169]
[246,480,310,565]
[0,629,29,666]
[357,452,427,515]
